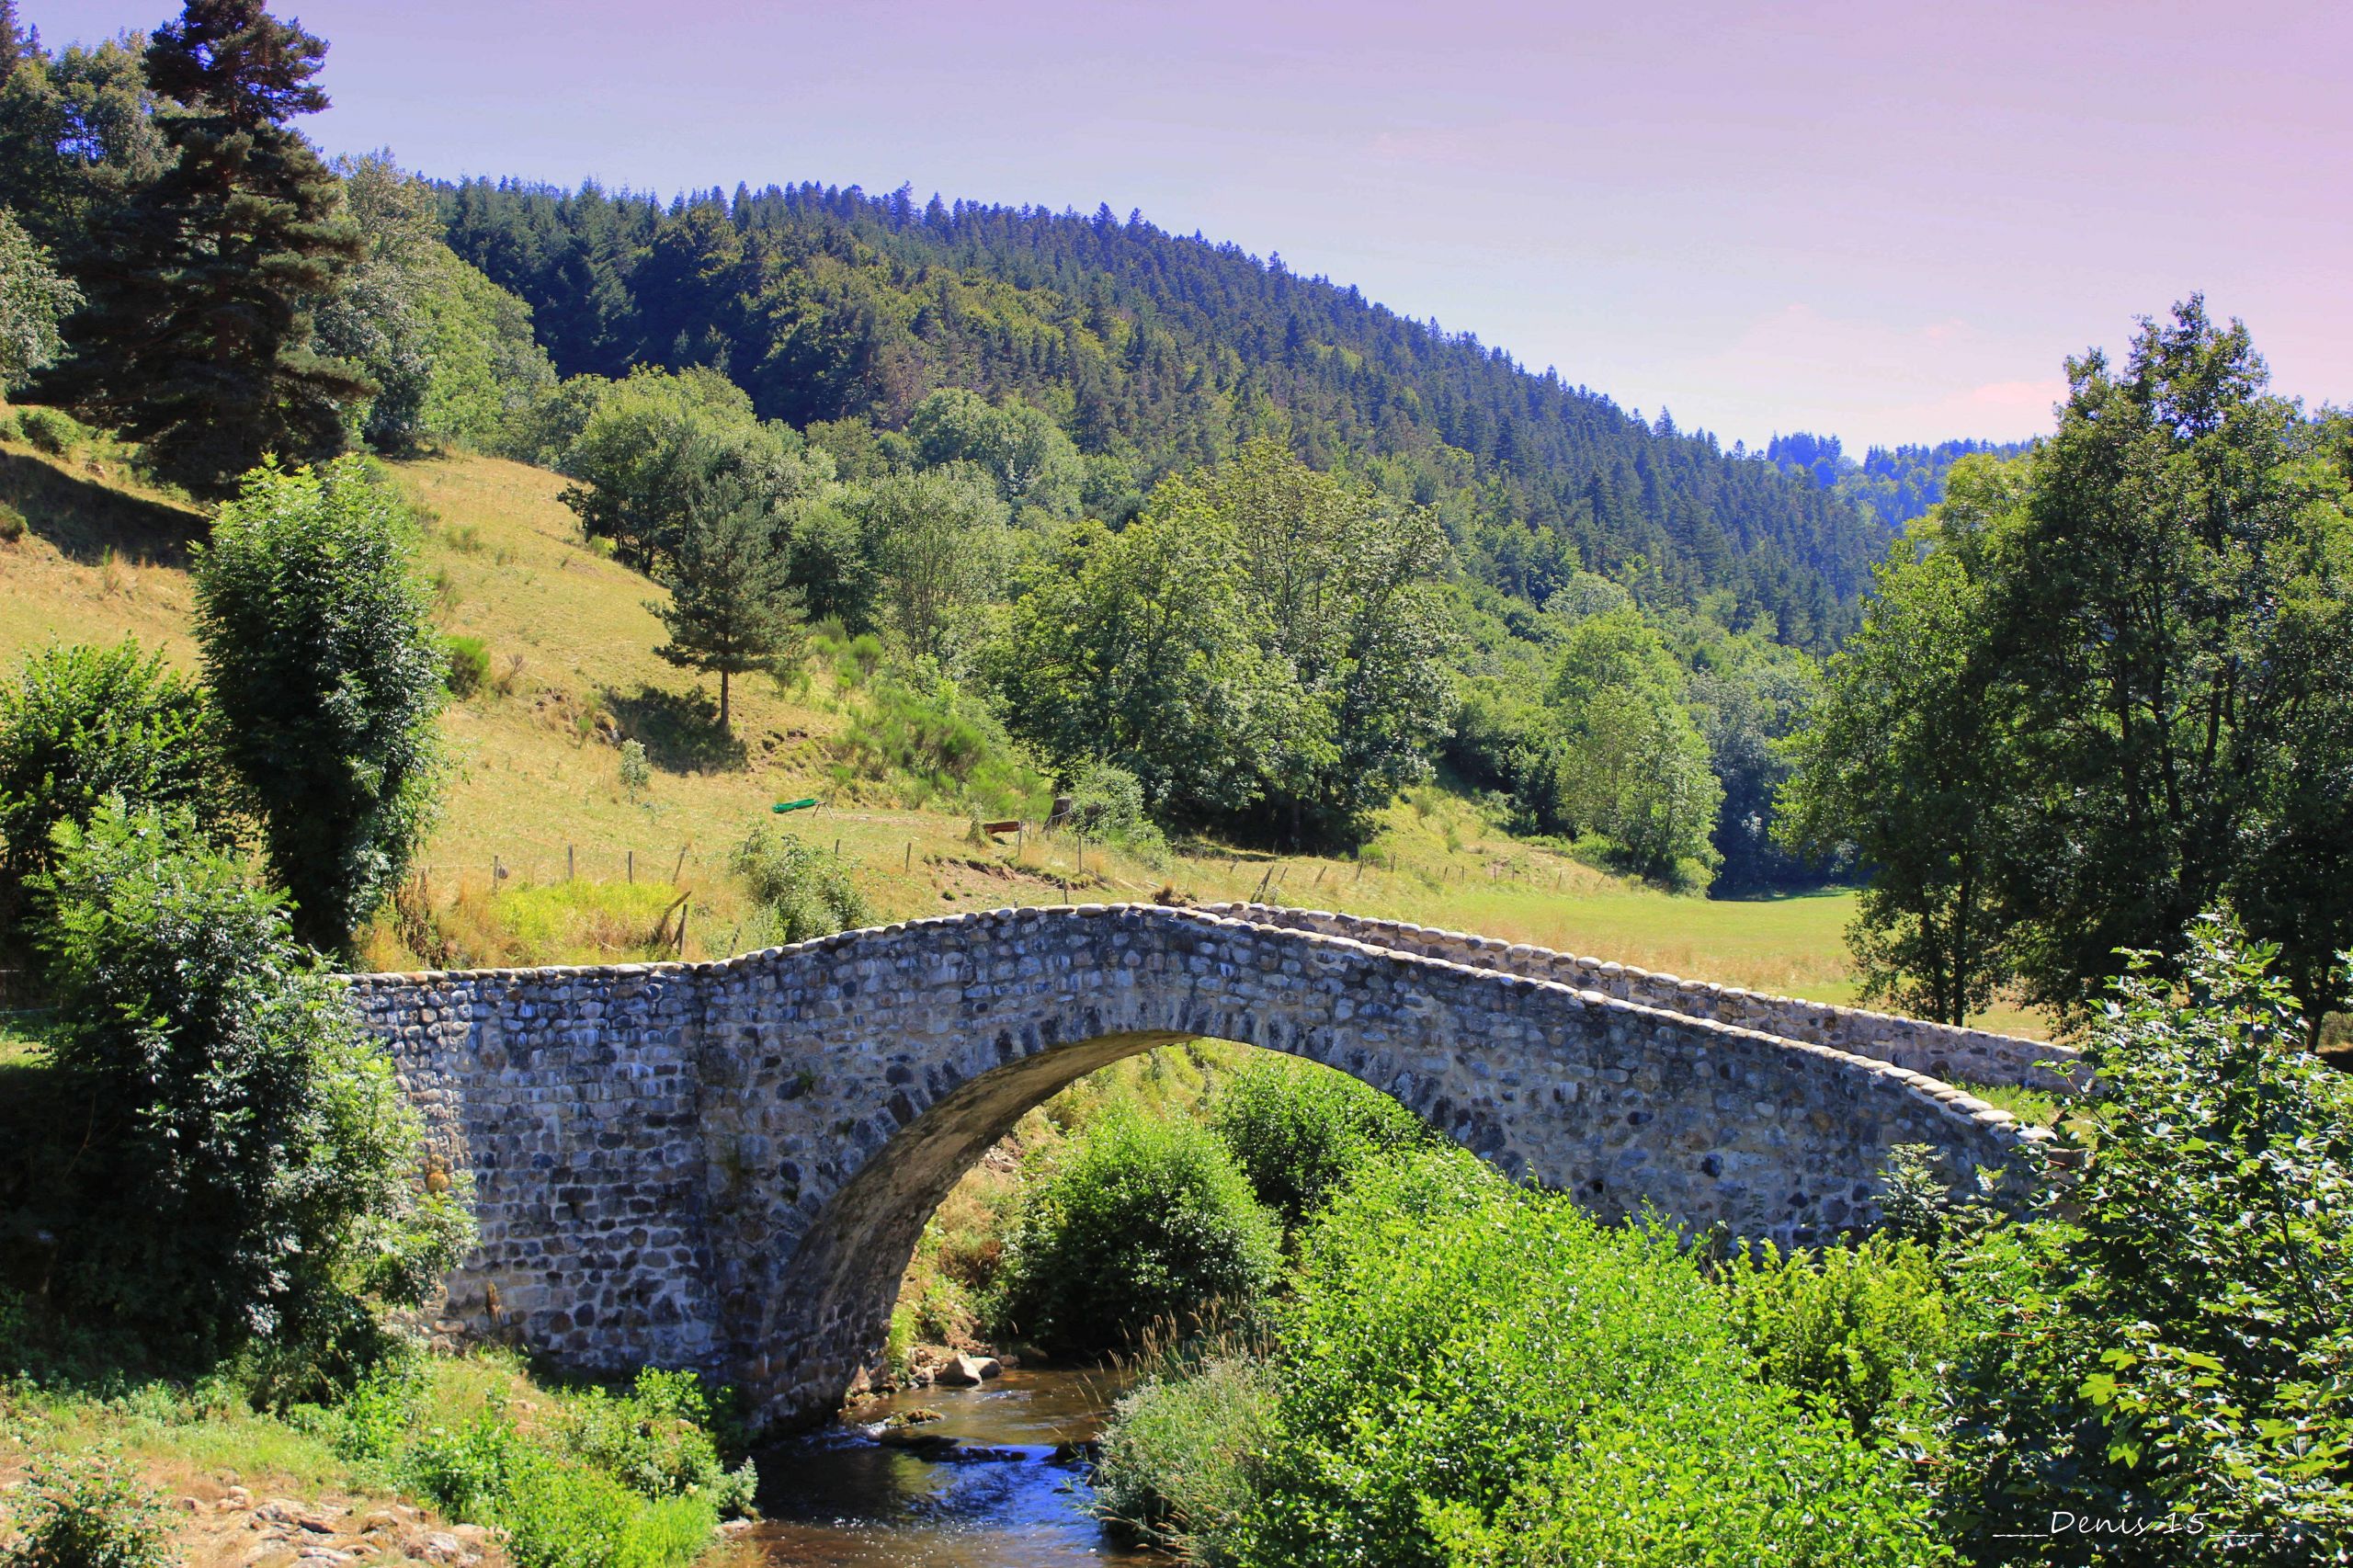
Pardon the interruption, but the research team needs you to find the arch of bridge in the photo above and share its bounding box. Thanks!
[350,902,2051,1428]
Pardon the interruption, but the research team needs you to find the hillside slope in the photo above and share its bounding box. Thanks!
[441,180,1883,645]
[0,423,2038,1025]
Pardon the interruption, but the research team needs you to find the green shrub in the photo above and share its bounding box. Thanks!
[406,1405,728,1568]
[1094,1354,1273,1564]
[16,405,82,456]
[732,825,868,946]
[618,739,651,795]
[313,1354,429,1471]
[443,634,490,698]
[1064,759,1148,837]
[1228,1149,1934,1568]
[301,1358,754,1566]
[1722,1232,1952,1438]
[825,631,885,687]
[1209,1056,1429,1229]
[195,456,447,952]
[1424,1381,1939,1568]
[1942,912,2353,1558]
[0,640,233,943]
[409,1417,694,1568]
[993,1108,1279,1356]
[559,1368,756,1517]
[0,1449,173,1568]
[32,802,471,1376]
[0,501,23,543]
[828,656,1051,819]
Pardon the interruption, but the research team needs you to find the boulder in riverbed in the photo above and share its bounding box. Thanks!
[934,1353,1002,1386]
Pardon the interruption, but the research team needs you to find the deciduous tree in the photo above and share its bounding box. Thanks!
[1779,301,2353,1027]
[311,152,555,453]
[849,462,1009,662]
[34,800,469,1368]
[1984,298,2353,1021]
[0,639,233,945]
[556,365,825,570]
[1547,605,1722,887]
[0,204,78,390]
[988,510,1287,824]
[904,387,1082,517]
[1776,468,2026,1024]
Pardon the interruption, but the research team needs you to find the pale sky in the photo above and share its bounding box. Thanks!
[22,0,2352,451]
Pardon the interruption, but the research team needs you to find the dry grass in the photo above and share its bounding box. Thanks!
[0,422,207,668]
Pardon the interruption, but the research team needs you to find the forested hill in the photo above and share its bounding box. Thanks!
[1767,433,2035,530]
[438,179,1885,646]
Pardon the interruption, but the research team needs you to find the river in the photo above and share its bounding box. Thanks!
[746,1366,1156,1566]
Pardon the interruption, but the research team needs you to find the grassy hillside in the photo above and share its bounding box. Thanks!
[0,419,2037,1032]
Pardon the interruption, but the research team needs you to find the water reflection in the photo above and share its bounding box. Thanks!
[750,1366,1155,1567]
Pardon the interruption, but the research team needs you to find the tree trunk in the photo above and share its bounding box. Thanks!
[720,669,732,734]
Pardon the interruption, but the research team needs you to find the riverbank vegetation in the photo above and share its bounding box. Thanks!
[1067,915,2353,1565]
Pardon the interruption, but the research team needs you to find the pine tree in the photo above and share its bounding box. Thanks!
[0,2,36,70]
[649,474,802,734]
[45,0,367,495]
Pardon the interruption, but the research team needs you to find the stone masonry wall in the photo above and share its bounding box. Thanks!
[350,903,2051,1428]
[348,964,722,1377]
[1199,903,2080,1092]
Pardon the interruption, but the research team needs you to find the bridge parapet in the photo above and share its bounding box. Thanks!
[1199,903,2078,1093]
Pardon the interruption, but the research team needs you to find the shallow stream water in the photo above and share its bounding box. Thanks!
[747,1366,1154,1566]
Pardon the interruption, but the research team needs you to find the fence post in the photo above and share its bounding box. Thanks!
[567,844,574,881]
[628,849,634,884]
[674,844,688,882]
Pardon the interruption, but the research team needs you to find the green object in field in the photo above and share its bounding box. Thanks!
[772,798,820,814]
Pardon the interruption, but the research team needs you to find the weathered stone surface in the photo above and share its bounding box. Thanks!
[348,902,2052,1430]
[935,1352,999,1386]
[1195,904,2081,1092]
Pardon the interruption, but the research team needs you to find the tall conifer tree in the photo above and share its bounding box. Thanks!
[46,0,367,495]
[649,471,802,735]
[0,2,37,69]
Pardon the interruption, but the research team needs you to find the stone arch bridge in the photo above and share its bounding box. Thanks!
[351,902,2066,1429]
